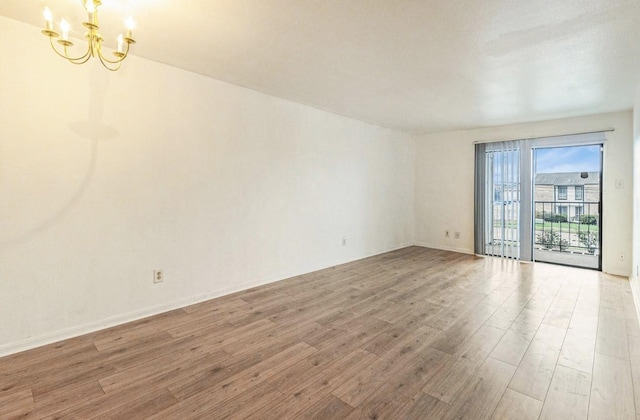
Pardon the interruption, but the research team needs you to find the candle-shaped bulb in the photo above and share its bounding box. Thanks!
[86,1,95,23]
[60,19,69,41]
[117,34,124,53]
[125,17,135,38]
[43,7,53,31]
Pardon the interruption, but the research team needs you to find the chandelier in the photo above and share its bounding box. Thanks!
[41,1,136,71]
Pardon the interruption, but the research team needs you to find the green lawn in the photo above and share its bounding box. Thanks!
[534,221,599,233]
[492,221,599,233]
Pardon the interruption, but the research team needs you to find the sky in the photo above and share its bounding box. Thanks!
[535,145,601,173]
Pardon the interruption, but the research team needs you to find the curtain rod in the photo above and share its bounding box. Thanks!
[473,128,615,144]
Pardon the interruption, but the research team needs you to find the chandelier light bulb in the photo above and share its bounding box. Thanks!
[43,7,53,31]
[86,1,95,23]
[40,0,137,71]
[126,17,135,30]
[60,19,70,41]
[125,17,135,39]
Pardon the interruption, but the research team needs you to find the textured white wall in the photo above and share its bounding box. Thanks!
[415,111,634,277]
[0,17,415,355]
[632,91,640,318]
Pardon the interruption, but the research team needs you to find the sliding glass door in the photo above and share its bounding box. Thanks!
[475,132,606,269]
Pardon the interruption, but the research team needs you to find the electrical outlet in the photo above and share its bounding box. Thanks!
[445,230,450,238]
[154,269,164,283]
[619,253,626,262]
[454,232,460,239]
[342,237,347,246]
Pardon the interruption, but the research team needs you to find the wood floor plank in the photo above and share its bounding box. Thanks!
[331,326,440,407]
[250,349,380,419]
[441,357,516,420]
[345,346,447,419]
[99,350,230,394]
[491,388,543,420]
[539,364,591,420]
[24,381,105,419]
[423,324,506,404]
[628,334,640,417]
[93,388,178,419]
[266,349,377,396]
[589,352,636,420]
[556,315,597,374]
[429,301,498,354]
[508,323,566,401]
[155,343,317,418]
[489,322,538,367]
[0,247,637,419]
[596,307,630,361]
[193,381,283,420]
[295,394,354,419]
[392,391,450,420]
[165,340,294,401]
[0,388,33,416]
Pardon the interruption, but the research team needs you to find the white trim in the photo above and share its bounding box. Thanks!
[631,276,640,328]
[473,129,613,145]
[413,242,474,255]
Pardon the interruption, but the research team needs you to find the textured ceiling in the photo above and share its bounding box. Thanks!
[2,0,640,133]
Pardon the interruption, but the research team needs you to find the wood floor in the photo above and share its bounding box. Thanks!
[1,246,639,419]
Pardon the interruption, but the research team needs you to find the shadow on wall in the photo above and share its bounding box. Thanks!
[0,66,119,250]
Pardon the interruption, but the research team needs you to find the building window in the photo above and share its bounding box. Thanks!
[575,185,583,201]
[557,186,567,200]
[557,205,568,216]
[494,187,502,203]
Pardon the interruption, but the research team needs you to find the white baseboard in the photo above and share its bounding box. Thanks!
[0,242,415,358]
[413,241,474,255]
[631,276,640,328]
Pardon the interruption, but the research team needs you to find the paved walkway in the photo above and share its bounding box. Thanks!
[534,248,599,269]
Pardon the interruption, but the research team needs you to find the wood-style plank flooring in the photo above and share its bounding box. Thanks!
[1,246,639,419]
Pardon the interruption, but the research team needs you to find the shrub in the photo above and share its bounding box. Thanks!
[578,231,599,254]
[537,230,569,251]
[579,215,598,225]
[537,231,560,249]
[541,213,567,223]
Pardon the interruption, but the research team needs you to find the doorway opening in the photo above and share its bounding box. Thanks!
[474,132,607,270]
[532,145,602,270]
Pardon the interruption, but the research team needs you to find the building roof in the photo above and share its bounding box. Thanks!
[535,172,600,186]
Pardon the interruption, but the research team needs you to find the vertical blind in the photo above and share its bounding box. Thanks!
[475,140,523,260]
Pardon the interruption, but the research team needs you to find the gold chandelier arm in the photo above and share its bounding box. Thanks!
[97,53,122,71]
[95,42,130,65]
[49,36,92,63]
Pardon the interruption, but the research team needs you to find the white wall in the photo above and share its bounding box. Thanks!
[0,17,415,356]
[415,111,634,277]
[632,91,640,318]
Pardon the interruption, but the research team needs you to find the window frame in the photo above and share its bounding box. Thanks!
[557,185,568,200]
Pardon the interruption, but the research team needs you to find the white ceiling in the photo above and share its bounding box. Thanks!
[2,0,640,133]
